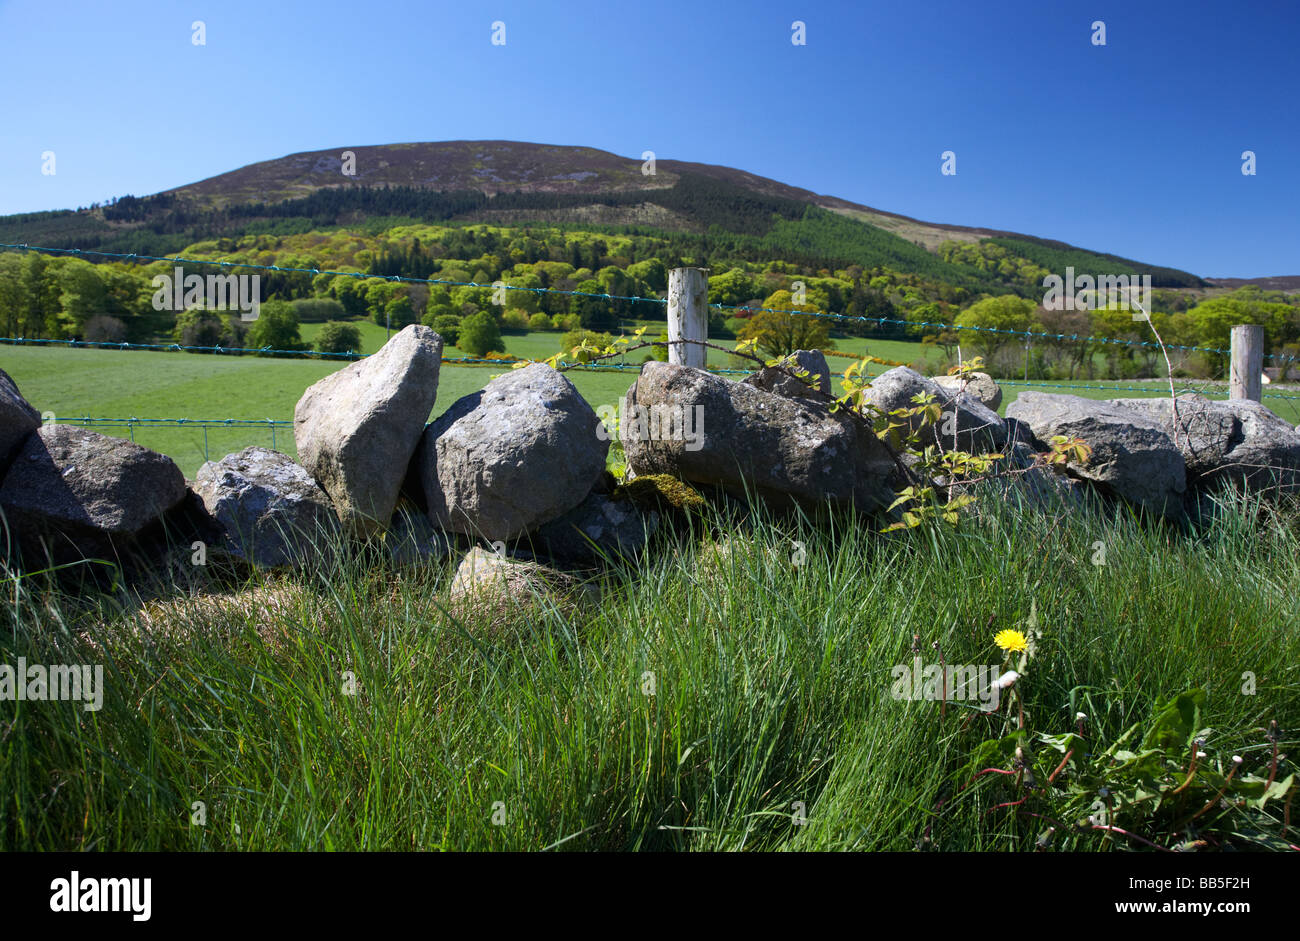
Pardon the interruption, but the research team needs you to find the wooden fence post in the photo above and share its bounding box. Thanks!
[1229,324,1263,402]
[667,267,708,368]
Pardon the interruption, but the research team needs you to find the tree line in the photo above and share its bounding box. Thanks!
[1,217,1292,379]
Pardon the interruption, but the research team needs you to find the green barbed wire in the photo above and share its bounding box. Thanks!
[0,336,753,374]
[45,377,1300,431]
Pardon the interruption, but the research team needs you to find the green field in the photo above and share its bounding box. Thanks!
[299,318,932,366]
[5,334,1298,478]
[2,345,637,477]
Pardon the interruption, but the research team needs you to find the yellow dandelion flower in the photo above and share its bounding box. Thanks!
[994,629,1028,653]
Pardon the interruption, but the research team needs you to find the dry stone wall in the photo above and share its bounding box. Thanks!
[4,326,1300,607]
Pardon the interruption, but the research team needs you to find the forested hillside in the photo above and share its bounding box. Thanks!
[0,140,1205,290]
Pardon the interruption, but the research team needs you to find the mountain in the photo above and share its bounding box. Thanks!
[1204,275,1300,292]
[165,140,1008,251]
[0,140,1218,291]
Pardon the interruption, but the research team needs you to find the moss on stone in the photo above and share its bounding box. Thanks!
[614,473,708,515]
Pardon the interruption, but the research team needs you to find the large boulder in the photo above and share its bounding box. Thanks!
[1108,394,1300,493]
[444,546,583,624]
[193,447,337,568]
[951,441,1089,517]
[0,368,41,474]
[1003,415,1044,451]
[531,490,659,564]
[621,361,904,513]
[414,363,608,542]
[865,366,1007,453]
[385,505,453,567]
[294,324,443,538]
[1005,392,1186,520]
[0,424,187,561]
[742,350,832,400]
[932,371,1002,411]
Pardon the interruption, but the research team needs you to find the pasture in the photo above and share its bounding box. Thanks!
[5,334,1298,478]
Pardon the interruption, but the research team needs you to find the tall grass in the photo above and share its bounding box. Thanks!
[2,487,1297,851]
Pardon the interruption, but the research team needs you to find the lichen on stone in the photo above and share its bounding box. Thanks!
[613,473,708,514]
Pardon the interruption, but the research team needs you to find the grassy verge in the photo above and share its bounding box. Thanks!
[2,488,1296,850]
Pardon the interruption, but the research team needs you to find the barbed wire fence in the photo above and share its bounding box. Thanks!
[45,416,291,464]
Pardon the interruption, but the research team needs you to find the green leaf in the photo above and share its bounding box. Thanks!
[1241,772,1295,810]
[1037,732,1083,755]
[1140,689,1206,752]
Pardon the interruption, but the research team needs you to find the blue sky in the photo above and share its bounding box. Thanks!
[0,0,1295,276]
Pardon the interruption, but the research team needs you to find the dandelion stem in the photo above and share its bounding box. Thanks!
[1186,760,1241,825]
[1090,824,1173,853]
[1171,744,1200,795]
[1047,748,1074,785]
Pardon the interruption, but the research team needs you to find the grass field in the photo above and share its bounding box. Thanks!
[297,318,932,368]
[1,345,638,477]
[4,334,1299,478]
[3,490,1297,851]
